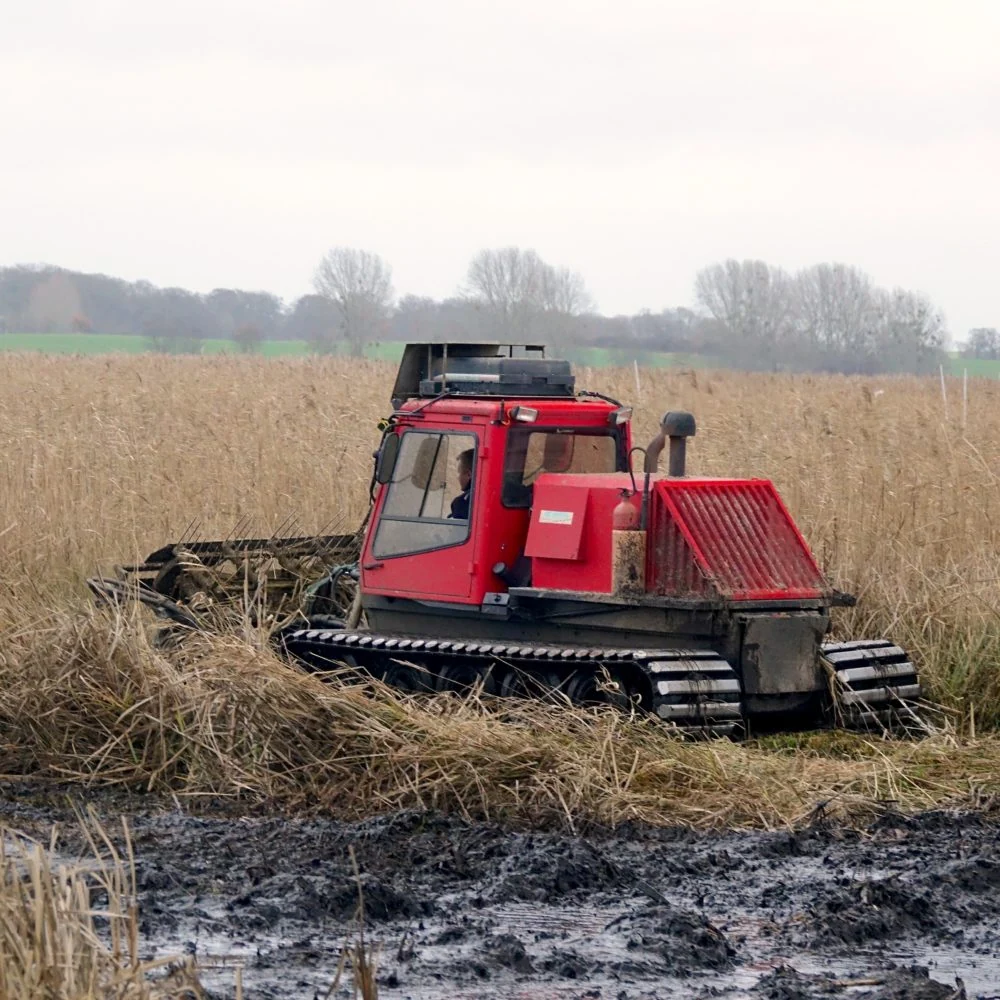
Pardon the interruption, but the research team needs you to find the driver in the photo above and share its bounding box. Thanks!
[449,449,474,519]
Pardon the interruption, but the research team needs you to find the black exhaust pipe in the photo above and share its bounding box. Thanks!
[644,411,696,477]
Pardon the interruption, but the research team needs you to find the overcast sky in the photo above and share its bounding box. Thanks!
[2,0,997,337]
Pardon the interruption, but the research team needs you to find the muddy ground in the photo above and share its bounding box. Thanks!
[2,788,998,999]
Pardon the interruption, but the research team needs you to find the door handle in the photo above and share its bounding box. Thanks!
[362,561,384,570]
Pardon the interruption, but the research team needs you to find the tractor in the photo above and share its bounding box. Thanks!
[90,343,920,735]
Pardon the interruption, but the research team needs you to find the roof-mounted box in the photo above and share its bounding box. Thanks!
[391,343,575,407]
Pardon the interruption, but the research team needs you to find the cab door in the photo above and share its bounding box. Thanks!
[362,428,480,601]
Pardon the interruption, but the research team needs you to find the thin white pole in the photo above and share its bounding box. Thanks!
[939,364,949,421]
[633,359,642,400]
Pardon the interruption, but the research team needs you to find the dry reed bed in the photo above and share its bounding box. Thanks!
[0,607,998,831]
[2,353,1000,829]
[0,817,198,999]
[2,353,1000,719]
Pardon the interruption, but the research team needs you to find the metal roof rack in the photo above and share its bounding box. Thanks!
[390,342,574,405]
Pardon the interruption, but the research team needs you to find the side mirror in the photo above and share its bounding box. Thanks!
[375,433,401,484]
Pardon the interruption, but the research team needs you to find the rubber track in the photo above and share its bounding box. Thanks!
[281,627,743,736]
[821,639,922,730]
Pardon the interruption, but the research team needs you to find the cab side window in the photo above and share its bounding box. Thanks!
[502,429,619,507]
[374,431,477,558]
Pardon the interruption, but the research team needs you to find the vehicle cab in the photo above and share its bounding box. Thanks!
[359,343,632,617]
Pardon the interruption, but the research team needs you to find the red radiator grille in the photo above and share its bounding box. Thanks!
[647,478,828,601]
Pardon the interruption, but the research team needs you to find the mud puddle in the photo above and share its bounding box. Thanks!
[2,790,998,998]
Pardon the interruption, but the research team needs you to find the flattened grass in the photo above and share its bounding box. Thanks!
[1,606,997,831]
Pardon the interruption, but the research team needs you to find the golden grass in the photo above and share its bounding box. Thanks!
[2,352,1000,828]
[0,603,998,831]
[3,354,999,716]
[0,817,199,999]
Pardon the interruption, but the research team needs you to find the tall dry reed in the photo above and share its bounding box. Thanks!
[2,353,998,722]
[0,817,199,999]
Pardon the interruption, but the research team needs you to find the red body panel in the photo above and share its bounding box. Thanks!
[526,473,636,593]
[362,394,826,606]
[528,475,828,601]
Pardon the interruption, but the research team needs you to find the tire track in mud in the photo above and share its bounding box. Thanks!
[1,790,997,999]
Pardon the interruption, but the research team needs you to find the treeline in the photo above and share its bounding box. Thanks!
[0,266,289,353]
[693,260,948,375]
[962,327,1000,361]
[0,250,965,374]
[0,255,703,360]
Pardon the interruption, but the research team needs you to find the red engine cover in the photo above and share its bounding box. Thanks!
[647,478,828,601]
[526,474,829,601]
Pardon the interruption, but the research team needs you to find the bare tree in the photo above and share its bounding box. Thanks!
[963,328,1000,360]
[232,321,264,354]
[208,288,283,341]
[463,247,593,343]
[26,272,82,333]
[873,288,947,374]
[141,287,216,353]
[313,247,394,355]
[536,264,594,344]
[538,265,594,316]
[793,263,880,372]
[694,259,794,368]
[464,247,545,337]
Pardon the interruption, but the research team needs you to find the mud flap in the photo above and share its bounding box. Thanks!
[739,613,827,696]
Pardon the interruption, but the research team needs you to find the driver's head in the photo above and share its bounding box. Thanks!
[457,449,474,491]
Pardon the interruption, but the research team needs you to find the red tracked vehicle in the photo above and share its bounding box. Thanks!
[90,343,920,734]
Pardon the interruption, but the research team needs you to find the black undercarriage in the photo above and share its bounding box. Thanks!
[87,540,922,736]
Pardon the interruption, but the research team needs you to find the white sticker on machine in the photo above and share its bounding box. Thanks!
[539,510,574,525]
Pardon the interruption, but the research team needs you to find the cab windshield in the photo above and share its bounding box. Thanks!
[502,428,622,507]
